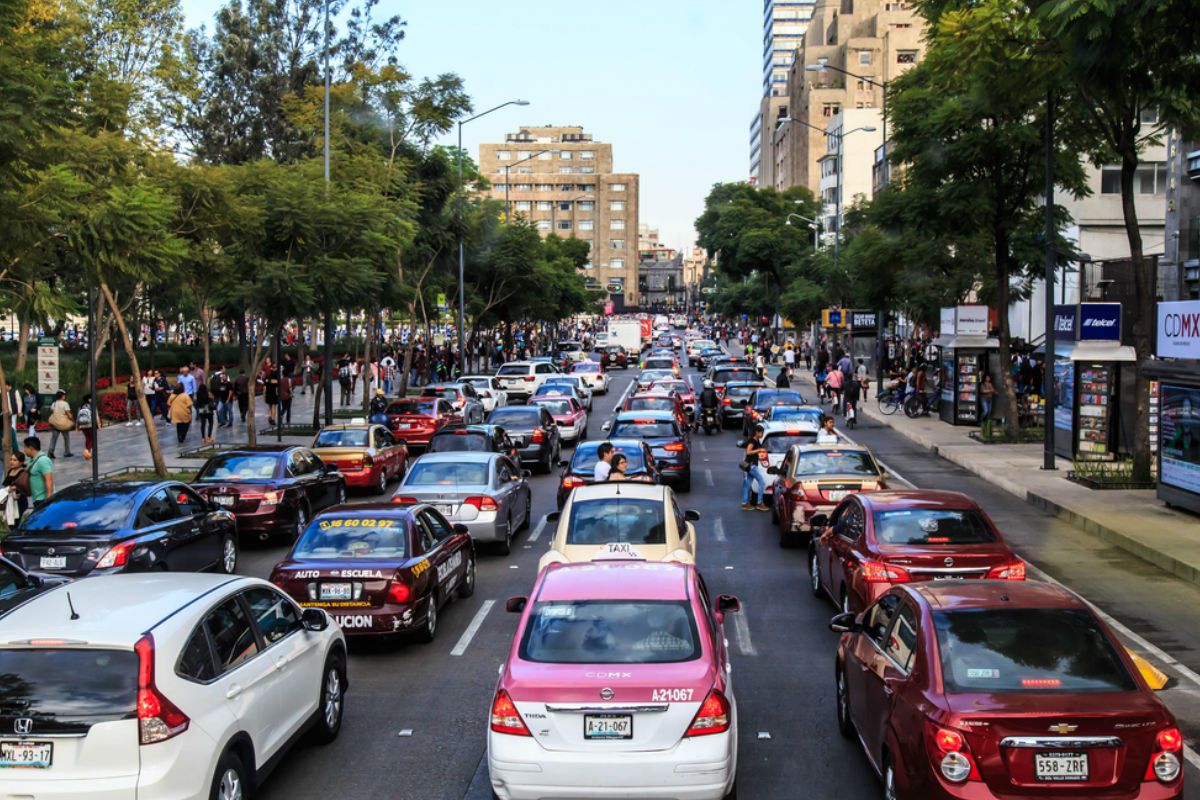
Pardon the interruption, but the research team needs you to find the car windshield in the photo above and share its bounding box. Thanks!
[566,497,666,545]
[388,401,436,416]
[627,397,676,413]
[520,600,700,664]
[792,450,880,476]
[21,492,137,531]
[570,445,647,475]
[934,608,1136,693]
[535,399,574,416]
[430,432,489,452]
[0,649,137,720]
[292,516,408,559]
[873,509,996,545]
[196,454,279,481]
[769,407,823,423]
[488,408,539,428]
[497,365,530,376]
[715,370,756,385]
[404,461,489,486]
[612,420,678,439]
[764,431,818,453]
[757,390,805,407]
[313,429,369,448]
[573,364,600,373]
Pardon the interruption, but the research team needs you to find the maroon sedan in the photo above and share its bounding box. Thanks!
[830,581,1183,799]
[810,491,1024,615]
[386,397,458,447]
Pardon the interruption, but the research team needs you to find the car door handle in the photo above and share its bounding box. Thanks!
[883,683,894,697]
[859,663,869,673]
[226,683,243,700]
[275,656,289,671]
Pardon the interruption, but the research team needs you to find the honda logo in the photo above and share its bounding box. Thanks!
[46,548,55,556]
[13,718,32,735]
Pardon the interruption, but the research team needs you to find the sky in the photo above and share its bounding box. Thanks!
[178,0,761,252]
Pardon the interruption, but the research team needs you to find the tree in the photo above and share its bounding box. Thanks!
[1036,0,1200,479]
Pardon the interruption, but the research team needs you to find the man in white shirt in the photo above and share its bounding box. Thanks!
[816,416,840,444]
[593,442,615,482]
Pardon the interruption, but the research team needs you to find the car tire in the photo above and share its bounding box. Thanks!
[310,653,346,744]
[519,496,532,531]
[770,499,779,524]
[458,552,476,598]
[836,668,854,739]
[292,504,310,544]
[209,750,250,800]
[495,516,513,556]
[809,548,822,598]
[219,534,238,575]
[335,483,347,506]
[882,754,900,800]
[415,593,439,643]
[376,468,388,494]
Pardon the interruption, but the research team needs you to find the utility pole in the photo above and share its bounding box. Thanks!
[322,0,334,425]
[1043,89,1056,470]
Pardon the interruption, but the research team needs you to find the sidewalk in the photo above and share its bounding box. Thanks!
[789,369,1200,588]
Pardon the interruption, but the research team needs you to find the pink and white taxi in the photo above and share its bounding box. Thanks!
[488,561,740,800]
[530,394,590,444]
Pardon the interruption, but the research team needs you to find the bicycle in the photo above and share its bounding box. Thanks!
[877,387,903,415]
[903,391,939,418]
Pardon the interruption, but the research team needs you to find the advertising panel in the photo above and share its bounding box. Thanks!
[1077,303,1121,341]
[1157,300,1200,359]
[1160,383,1200,495]
[940,307,956,337]
[955,305,989,336]
[1053,305,1077,341]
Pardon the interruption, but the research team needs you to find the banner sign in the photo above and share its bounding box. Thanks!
[1157,300,1200,359]
[1053,305,1077,341]
[37,336,58,395]
[849,310,878,332]
[821,308,846,328]
[940,307,956,336]
[955,305,989,336]
[1079,303,1121,341]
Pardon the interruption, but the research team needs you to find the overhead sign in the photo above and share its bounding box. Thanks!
[435,293,447,310]
[955,305,989,336]
[849,310,878,332]
[1053,305,1077,341]
[1078,303,1121,342]
[1157,300,1200,359]
[940,307,956,336]
[821,308,846,328]
[37,336,58,395]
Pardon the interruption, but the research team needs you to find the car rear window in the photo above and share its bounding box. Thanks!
[934,608,1136,693]
[430,432,489,452]
[768,407,822,423]
[196,454,279,481]
[611,420,678,439]
[404,462,489,486]
[520,600,700,664]
[644,359,674,370]
[764,431,818,453]
[293,516,408,559]
[559,342,582,352]
[488,408,539,427]
[792,450,880,476]
[873,509,996,545]
[0,649,137,721]
[534,399,573,416]
[724,384,758,399]
[313,429,369,448]
[388,401,436,416]
[21,494,136,531]
[627,397,676,413]
[572,363,600,373]
[566,497,666,545]
[421,387,459,401]
[497,365,530,376]
[570,445,647,475]
[757,390,805,407]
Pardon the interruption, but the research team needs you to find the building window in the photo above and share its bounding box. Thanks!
[558,220,572,231]
[581,151,595,160]
[580,167,595,174]
[822,103,841,117]
[579,184,596,192]
[517,167,533,174]
[515,183,532,192]
[579,219,594,231]
[610,200,625,211]
[578,201,595,212]
[1100,163,1167,195]
[559,151,573,160]
[611,183,626,192]
[536,184,553,192]
[558,201,572,211]
[559,167,573,174]
[494,183,506,192]
[559,184,576,192]
[537,151,553,160]
[536,220,551,231]
[497,151,512,161]
[583,261,594,270]
[611,219,625,230]
[515,201,531,211]
[610,239,625,249]
[517,151,531,160]
[897,50,918,64]
[610,259,625,269]
[536,201,552,211]
[1140,107,1159,125]
[859,51,871,65]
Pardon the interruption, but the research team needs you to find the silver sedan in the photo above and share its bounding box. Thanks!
[391,451,532,555]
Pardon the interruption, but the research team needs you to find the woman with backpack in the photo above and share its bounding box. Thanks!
[78,394,95,460]
[194,383,215,444]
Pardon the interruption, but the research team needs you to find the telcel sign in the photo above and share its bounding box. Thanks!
[1157,300,1200,359]
[1054,303,1121,342]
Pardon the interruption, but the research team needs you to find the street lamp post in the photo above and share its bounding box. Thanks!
[321,0,334,425]
[806,60,889,186]
[456,100,530,374]
[786,212,820,251]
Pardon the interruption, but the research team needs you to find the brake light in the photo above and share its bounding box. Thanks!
[861,560,910,584]
[1145,726,1184,782]
[135,634,189,745]
[523,376,535,381]
[242,490,281,507]
[562,476,585,490]
[1019,678,1062,688]
[927,723,980,782]
[490,689,531,736]
[388,580,412,604]
[464,495,499,511]
[722,397,731,406]
[392,495,419,504]
[986,561,1026,580]
[531,428,545,443]
[663,442,685,452]
[685,690,731,736]
[95,541,136,569]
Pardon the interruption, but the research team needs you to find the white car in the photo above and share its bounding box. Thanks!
[569,360,610,394]
[496,361,560,402]
[461,375,509,413]
[593,332,609,349]
[539,482,698,571]
[0,573,346,799]
[687,339,717,366]
[538,375,593,411]
[759,420,821,482]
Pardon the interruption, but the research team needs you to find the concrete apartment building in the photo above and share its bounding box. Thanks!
[750,1,816,183]
[816,108,883,236]
[479,126,641,308]
[1164,133,1200,299]
[772,0,925,195]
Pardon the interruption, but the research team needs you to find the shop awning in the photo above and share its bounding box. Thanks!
[1049,341,1138,362]
[941,335,998,349]
[931,336,953,348]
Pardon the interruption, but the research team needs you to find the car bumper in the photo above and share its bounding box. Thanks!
[337,465,382,488]
[391,428,435,445]
[489,730,735,800]
[301,601,425,636]
[556,422,584,441]
[720,409,743,423]
[654,456,690,483]
[909,775,1182,800]
[454,513,506,542]
[231,507,291,536]
[516,444,547,463]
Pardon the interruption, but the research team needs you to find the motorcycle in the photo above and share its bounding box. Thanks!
[699,405,720,435]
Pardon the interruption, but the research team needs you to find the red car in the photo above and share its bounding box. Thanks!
[649,378,696,418]
[810,491,1025,615]
[830,581,1184,799]
[386,397,458,446]
[769,444,888,547]
[529,394,589,444]
[602,345,628,369]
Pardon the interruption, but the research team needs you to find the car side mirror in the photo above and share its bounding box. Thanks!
[601,421,611,432]
[521,469,533,479]
[24,573,44,588]
[452,523,470,535]
[829,611,858,634]
[545,511,561,523]
[557,459,569,468]
[766,466,779,475]
[396,439,409,449]
[302,608,330,632]
[716,594,740,614]
[506,596,528,614]
[684,509,701,522]
[810,513,829,529]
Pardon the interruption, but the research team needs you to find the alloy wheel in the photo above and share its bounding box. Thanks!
[222,537,237,574]
[218,768,243,800]
[294,507,308,542]
[323,666,343,731]
[425,597,438,638]
[810,551,821,594]
[378,468,388,494]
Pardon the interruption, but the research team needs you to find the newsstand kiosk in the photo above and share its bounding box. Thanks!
[1145,300,1200,514]
[934,305,999,426]
[1050,303,1136,460]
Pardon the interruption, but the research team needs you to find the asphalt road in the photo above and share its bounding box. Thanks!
[237,348,1200,800]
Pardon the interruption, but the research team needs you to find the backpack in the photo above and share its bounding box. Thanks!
[76,404,93,428]
[338,364,351,380]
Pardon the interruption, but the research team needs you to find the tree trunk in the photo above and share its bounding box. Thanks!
[360,311,373,411]
[109,330,116,386]
[237,312,249,371]
[202,308,212,377]
[100,282,167,475]
[0,362,13,469]
[1119,147,1154,481]
[14,315,30,372]
[245,335,271,448]
[993,225,1021,440]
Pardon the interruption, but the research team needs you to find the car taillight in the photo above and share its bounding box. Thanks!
[392,495,419,504]
[663,442,685,452]
[490,689,531,736]
[722,397,731,406]
[927,723,980,783]
[861,560,910,584]
[986,561,1026,580]
[685,690,731,737]
[388,580,412,604]
[135,634,189,745]
[1145,726,1183,782]
[523,376,535,382]
[95,541,136,569]
[562,476,584,489]
[363,454,374,467]
[243,490,281,507]
[464,495,499,511]
[531,428,545,443]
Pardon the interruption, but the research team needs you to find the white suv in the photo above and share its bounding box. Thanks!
[495,361,560,402]
[0,573,346,799]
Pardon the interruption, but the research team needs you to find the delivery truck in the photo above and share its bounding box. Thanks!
[608,319,643,357]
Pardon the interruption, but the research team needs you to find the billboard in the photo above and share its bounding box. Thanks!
[1160,383,1200,495]
[1157,300,1200,359]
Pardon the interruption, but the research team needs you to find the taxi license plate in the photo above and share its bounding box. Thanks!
[0,741,52,768]
[319,582,353,601]
[39,556,66,570]
[1034,752,1088,782]
[827,490,849,502]
[435,504,455,517]
[397,423,412,430]
[213,495,234,507]
[584,714,632,740]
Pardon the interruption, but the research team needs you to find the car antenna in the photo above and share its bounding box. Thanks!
[66,591,80,620]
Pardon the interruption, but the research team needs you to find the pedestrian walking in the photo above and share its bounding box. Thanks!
[195,383,215,444]
[168,384,193,445]
[3,451,29,522]
[279,369,293,424]
[125,379,141,425]
[77,394,95,460]
[234,369,250,422]
[47,390,73,459]
[213,371,233,427]
[784,343,796,376]
[153,371,170,421]
[981,374,996,421]
[23,436,53,503]
[263,361,281,426]
[338,358,353,406]
[803,341,813,370]
[302,355,315,395]
[21,384,38,432]
[177,365,197,397]
[740,425,769,512]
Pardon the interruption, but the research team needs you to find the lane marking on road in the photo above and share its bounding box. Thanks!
[528,517,548,543]
[705,469,715,487]
[715,516,727,543]
[450,600,495,657]
[833,426,916,489]
[732,603,758,656]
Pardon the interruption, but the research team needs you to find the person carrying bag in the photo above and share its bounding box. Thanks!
[47,390,74,459]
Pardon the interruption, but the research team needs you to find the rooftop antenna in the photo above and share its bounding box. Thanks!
[66,591,80,621]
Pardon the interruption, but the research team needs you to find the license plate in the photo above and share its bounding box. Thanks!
[39,556,66,570]
[435,504,455,517]
[319,582,353,601]
[933,574,965,581]
[397,423,412,430]
[1034,752,1088,782]
[827,490,849,502]
[213,495,234,507]
[0,741,52,769]
[584,714,633,740]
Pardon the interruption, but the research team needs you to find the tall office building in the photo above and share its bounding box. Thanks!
[479,126,641,309]
[750,1,816,183]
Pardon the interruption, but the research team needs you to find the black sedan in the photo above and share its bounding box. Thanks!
[555,438,659,508]
[741,387,808,437]
[0,555,69,616]
[486,405,561,473]
[720,380,766,427]
[3,481,238,578]
[428,423,516,457]
[608,410,692,492]
[192,445,347,543]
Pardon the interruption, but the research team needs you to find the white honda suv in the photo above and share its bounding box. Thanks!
[0,572,346,799]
